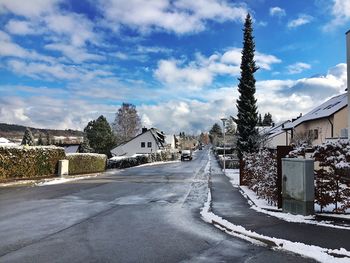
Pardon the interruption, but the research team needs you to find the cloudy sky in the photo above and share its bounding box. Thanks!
[0,0,349,134]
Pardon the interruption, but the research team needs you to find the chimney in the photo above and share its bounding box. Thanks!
[142,127,148,133]
[347,30,350,139]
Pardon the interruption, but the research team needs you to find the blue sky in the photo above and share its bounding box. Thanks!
[0,0,349,134]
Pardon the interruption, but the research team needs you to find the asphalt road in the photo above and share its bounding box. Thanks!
[0,148,314,262]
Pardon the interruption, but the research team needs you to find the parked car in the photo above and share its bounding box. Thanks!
[181,150,192,161]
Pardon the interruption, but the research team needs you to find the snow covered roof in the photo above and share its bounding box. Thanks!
[261,121,291,138]
[149,128,165,148]
[284,93,347,129]
[63,145,80,153]
[114,127,165,148]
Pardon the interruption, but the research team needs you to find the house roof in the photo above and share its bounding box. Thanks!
[283,93,347,129]
[260,121,291,138]
[114,128,165,149]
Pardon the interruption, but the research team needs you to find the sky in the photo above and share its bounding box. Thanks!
[0,0,349,134]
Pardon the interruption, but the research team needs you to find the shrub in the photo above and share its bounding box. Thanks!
[243,149,278,205]
[0,146,65,180]
[288,140,350,213]
[107,151,180,169]
[66,153,107,175]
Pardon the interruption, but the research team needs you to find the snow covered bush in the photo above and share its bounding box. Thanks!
[66,153,107,175]
[107,155,149,169]
[107,151,179,169]
[288,140,350,213]
[0,146,65,180]
[243,149,277,205]
[312,141,350,213]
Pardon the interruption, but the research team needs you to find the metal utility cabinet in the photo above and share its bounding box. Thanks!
[282,158,314,216]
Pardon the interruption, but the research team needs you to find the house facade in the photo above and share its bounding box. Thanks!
[260,121,291,149]
[111,128,165,157]
[283,93,348,146]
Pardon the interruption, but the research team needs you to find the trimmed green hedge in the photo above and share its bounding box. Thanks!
[0,146,65,180]
[66,153,107,175]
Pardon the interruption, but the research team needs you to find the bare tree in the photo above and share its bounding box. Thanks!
[113,103,141,144]
[291,131,314,147]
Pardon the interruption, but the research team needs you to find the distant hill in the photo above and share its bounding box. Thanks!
[0,123,84,143]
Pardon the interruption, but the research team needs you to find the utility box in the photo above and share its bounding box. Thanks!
[58,159,69,177]
[282,158,314,216]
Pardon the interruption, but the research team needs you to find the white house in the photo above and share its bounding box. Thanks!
[164,134,178,150]
[111,128,165,157]
[283,93,348,146]
[259,121,291,149]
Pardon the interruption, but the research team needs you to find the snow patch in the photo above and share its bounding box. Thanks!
[35,174,98,186]
[200,190,350,263]
[224,170,350,230]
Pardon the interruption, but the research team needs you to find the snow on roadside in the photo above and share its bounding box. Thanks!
[133,160,180,168]
[36,174,99,186]
[224,169,350,230]
[200,190,350,263]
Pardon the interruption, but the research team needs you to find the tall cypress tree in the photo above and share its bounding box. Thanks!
[235,13,259,159]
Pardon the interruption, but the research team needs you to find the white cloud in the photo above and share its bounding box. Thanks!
[155,48,280,89]
[97,0,248,34]
[7,60,81,80]
[0,64,346,133]
[45,43,104,63]
[44,13,97,47]
[5,19,41,35]
[0,30,54,62]
[287,62,311,74]
[155,59,213,89]
[287,14,313,28]
[0,0,60,18]
[323,0,350,31]
[6,59,113,81]
[255,52,282,70]
[269,7,286,17]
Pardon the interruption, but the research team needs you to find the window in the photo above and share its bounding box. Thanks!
[313,129,318,140]
[141,142,145,148]
[147,142,152,148]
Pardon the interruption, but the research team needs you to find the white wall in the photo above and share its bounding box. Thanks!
[265,132,290,149]
[111,131,160,156]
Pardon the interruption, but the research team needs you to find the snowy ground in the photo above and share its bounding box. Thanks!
[200,190,350,263]
[224,169,350,229]
[0,174,101,187]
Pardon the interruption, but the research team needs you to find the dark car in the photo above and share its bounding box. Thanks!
[181,150,192,161]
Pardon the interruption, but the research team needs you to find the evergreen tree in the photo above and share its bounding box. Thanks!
[79,135,92,153]
[84,115,116,156]
[262,112,273,126]
[235,13,259,159]
[113,103,141,144]
[46,133,51,145]
[21,128,35,146]
[258,114,262,126]
[37,133,44,145]
[209,123,222,137]
[209,123,222,145]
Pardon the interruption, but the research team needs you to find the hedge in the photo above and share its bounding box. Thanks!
[66,153,107,175]
[0,146,65,180]
[107,151,179,169]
